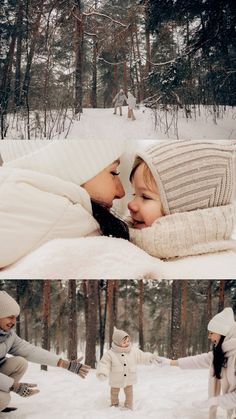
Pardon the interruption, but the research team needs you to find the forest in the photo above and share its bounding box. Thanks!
[1,280,236,369]
[1,0,235,138]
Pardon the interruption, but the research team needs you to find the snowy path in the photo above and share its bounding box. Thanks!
[67,106,236,141]
[1,362,227,419]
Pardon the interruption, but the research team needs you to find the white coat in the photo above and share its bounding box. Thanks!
[178,324,236,419]
[96,345,154,388]
[0,167,99,268]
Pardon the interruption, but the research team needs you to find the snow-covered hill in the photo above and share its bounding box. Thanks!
[5,105,236,140]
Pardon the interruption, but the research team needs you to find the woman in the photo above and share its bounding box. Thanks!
[159,307,236,419]
[0,139,129,269]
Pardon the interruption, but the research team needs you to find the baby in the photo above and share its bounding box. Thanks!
[96,327,158,410]
[128,140,236,259]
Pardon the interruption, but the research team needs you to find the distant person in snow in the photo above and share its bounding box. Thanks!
[96,327,159,410]
[0,140,129,269]
[156,307,236,419]
[127,91,136,121]
[0,291,90,413]
[112,89,127,116]
[127,140,236,260]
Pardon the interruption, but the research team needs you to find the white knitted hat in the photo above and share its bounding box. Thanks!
[207,307,235,336]
[0,139,125,185]
[112,327,129,346]
[137,140,234,215]
[0,291,20,318]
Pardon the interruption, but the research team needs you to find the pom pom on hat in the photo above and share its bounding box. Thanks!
[207,307,235,336]
[0,139,125,186]
[0,291,20,318]
[112,327,129,346]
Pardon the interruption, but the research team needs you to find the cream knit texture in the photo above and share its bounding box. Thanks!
[0,139,125,185]
[129,205,236,259]
[207,307,235,336]
[0,291,20,318]
[112,327,129,346]
[137,140,234,215]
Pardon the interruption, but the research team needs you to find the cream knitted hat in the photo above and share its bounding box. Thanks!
[207,307,235,336]
[0,291,20,318]
[137,140,234,215]
[112,327,129,346]
[0,139,125,185]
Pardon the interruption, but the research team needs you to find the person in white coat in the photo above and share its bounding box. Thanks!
[0,291,90,413]
[112,89,127,116]
[96,327,158,410]
[158,307,236,419]
[127,91,136,120]
[0,139,129,269]
[128,140,236,260]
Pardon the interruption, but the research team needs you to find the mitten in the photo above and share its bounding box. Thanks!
[192,397,219,409]
[153,356,171,367]
[59,356,91,379]
[97,374,107,381]
[10,383,39,397]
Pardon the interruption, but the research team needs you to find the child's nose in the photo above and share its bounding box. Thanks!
[128,199,138,212]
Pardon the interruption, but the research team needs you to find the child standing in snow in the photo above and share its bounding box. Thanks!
[96,327,158,410]
[128,140,236,260]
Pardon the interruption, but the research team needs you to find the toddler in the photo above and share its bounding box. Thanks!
[128,140,236,259]
[96,327,158,410]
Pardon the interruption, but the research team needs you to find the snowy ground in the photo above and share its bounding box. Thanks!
[1,362,227,419]
[5,105,236,140]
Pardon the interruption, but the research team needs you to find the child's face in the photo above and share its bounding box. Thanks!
[128,163,163,229]
[121,336,130,347]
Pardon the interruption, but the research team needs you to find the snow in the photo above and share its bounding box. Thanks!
[1,362,227,419]
[5,105,236,140]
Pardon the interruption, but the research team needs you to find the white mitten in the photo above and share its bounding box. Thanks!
[192,397,218,409]
[153,356,171,367]
[98,374,107,381]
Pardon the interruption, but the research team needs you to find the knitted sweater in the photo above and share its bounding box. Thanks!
[129,205,236,260]
[0,329,59,392]
[96,344,154,388]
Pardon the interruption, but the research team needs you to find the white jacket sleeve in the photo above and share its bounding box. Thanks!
[0,168,99,268]
[0,373,14,392]
[135,348,154,365]
[178,352,212,369]
[96,352,112,379]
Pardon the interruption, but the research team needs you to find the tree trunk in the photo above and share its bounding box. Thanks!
[98,281,108,359]
[74,1,84,114]
[85,281,98,367]
[138,280,144,350]
[170,280,182,358]
[41,280,51,371]
[218,281,225,312]
[14,0,23,109]
[108,280,118,347]
[68,280,77,360]
[181,281,188,356]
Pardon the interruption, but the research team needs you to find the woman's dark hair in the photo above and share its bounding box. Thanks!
[91,200,130,240]
[212,335,227,379]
